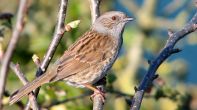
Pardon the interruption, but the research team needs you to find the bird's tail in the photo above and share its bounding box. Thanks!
[9,72,56,105]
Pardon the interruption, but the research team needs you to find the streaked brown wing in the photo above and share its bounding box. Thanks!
[52,30,115,81]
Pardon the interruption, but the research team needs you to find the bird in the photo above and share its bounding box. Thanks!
[9,11,133,104]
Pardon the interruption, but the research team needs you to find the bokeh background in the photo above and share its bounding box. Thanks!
[0,0,196,110]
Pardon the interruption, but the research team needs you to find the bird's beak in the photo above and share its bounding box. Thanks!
[123,17,134,22]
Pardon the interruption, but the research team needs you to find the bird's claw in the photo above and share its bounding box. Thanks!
[90,88,105,103]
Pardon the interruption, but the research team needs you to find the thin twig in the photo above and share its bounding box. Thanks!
[130,11,197,110]
[23,50,40,110]
[10,63,39,110]
[88,0,101,24]
[43,89,133,109]
[106,88,133,98]
[88,0,104,110]
[0,0,29,109]
[44,92,91,109]
[25,0,68,109]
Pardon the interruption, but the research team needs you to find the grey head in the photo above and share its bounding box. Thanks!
[92,11,133,38]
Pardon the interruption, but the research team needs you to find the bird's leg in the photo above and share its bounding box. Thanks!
[83,84,105,102]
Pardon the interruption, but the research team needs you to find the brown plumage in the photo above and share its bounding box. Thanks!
[9,11,133,104]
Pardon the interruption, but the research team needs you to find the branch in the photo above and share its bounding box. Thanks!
[88,0,101,24]
[88,0,104,110]
[37,0,68,75]
[106,88,133,98]
[25,0,68,109]
[44,89,133,109]
[9,63,39,110]
[130,10,197,110]
[93,85,104,110]
[44,92,91,109]
[0,0,29,109]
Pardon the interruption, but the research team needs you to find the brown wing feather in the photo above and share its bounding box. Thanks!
[52,30,116,82]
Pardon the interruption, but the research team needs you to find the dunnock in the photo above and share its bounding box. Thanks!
[9,11,133,104]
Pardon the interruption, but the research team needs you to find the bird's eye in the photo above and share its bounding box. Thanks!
[111,16,117,20]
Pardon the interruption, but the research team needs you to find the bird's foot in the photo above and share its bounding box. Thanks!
[83,83,106,103]
[90,87,105,103]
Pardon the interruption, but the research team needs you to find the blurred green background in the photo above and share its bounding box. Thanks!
[0,0,197,110]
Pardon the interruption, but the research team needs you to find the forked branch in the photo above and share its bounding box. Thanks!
[130,10,197,110]
[25,0,68,109]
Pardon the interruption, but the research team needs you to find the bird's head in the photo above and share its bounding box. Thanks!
[92,11,134,37]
